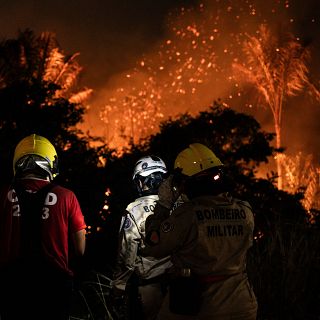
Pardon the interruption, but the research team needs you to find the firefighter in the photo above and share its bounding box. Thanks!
[113,155,174,320]
[141,143,258,320]
[0,134,87,320]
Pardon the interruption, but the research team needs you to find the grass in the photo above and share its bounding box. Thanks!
[247,219,320,320]
[70,220,320,319]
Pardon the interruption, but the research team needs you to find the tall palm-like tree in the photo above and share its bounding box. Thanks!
[0,29,96,182]
[0,29,92,103]
[233,24,318,189]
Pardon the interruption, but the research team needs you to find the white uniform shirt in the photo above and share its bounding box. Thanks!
[114,195,172,290]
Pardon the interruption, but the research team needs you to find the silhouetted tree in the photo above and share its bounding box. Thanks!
[233,24,320,189]
[0,29,108,237]
[101,102,319,319]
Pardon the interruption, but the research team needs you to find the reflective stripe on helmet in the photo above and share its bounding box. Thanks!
[174,143,223,176]
[132,155,167,180]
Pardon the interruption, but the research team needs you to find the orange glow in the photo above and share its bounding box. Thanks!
[78,1,320,214]
[77,1,319,222]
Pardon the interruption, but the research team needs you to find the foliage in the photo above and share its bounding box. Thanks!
[281,152,320,214]
[70,271,126,320]
[248,219,320,319]
[0,29,318,320]
[234,24,311,104]
[99,101,276,265]
[99,101,319,319]
[0,29,107,227]
[233,24,319,189]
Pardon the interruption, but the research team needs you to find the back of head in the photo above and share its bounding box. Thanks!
[132,155,168,197]
[174,143,230,198]
[13,134,59,181]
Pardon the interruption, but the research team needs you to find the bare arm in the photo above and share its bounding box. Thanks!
[72,229,86,256]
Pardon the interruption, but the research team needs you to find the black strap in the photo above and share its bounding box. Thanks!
[14,182,56,259]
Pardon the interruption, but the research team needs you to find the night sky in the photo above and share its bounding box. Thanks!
[0,0,319,163]
[0,0,197,88]
[0,0,318,86]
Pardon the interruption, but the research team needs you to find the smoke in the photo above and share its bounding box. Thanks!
[80,0,320,163]
[0,0,319,160]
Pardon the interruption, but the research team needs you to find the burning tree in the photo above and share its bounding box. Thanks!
[100,74,163,147]
[0,29,112,253]
[0,29,106,205]
[282,152,320,222]
[0,29,92,104]
[43,48,92,104]
[99,4,220,149]
[233,25,317,189]
[232,24,317,189]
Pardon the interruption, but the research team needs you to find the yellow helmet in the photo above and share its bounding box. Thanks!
[174,143,223,176]
[13,134,59,180]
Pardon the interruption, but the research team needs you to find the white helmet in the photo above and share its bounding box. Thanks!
[133,155,167,196]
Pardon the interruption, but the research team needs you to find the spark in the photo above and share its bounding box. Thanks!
[96,0,315,156]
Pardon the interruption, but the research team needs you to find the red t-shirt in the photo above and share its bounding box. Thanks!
[0,179,86,275]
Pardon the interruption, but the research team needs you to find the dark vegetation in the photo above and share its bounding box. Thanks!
[0,30,319,319]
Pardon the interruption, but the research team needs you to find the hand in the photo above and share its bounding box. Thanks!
[158,174,181,209]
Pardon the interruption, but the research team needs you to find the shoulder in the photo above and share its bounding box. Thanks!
[51,184,74,194]
[49,184,80,202]
[234,198,253,211]
[170,200,194,218]
[126,195,158,211]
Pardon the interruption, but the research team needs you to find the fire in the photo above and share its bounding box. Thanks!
[80,0,320,225]
[281,153,320,217]
[91,1,309,151]
[80,1,320,212]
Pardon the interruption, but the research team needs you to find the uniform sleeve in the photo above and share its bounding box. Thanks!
[118,217,139,267]
[113,213,140,290]
[144,203,171,243]
[142,203,194,259]
[68,192,86,233]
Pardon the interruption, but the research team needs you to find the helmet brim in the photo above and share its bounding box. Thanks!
[136,168,167,177]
